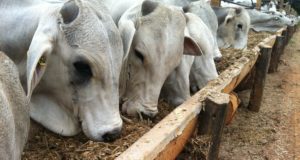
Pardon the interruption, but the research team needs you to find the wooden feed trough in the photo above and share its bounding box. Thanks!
[116,26,296,160]
[22,26,297,159]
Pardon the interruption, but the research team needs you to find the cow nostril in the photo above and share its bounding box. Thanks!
[141,112,156,120]
[102,129,121,142]
[214,57,223,63]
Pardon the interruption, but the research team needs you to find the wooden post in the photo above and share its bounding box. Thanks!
[256,0,261,10]
[268,36,285,73]
[198,92,230,160]
[282,29,288,46]
[211,0,221,7]
[248,46,272,112]
[287,25,294,42]
[293,25,297,33]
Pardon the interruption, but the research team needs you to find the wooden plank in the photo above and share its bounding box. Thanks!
[226,92,240,125]
[234,66,256,92]
[248,46,272,112]
[155,118,197,160]
[116,95,202,160]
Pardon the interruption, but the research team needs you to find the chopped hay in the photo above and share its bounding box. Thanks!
[22,101,173,160]
[216,30,272,73]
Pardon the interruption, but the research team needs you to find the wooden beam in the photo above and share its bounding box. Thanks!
[234,67,255,92]
[282,29,289,46]
[256,0,261,10]
[248,46,272,112]
[268,36,285,73]
[155,118,197,160]
[205,93,230,160]
[287,25,294,42]
[116,95,203,160]
[226,92,240,125]
[198,92,229,135]
[211,0,221,7]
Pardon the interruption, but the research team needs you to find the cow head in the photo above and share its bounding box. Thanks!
[215,7,250,49]
[118,1,202,118]
[248,9,294,32]
[26,0,123,141]
[161,12,219,106]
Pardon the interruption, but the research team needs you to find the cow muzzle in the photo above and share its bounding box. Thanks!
[122,100,158,118]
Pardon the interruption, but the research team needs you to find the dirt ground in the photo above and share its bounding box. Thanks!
[219,29,300,160]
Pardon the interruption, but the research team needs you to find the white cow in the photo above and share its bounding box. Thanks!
[158,0,221,60]
[161,12,219,106]
[247,9,294,32]
[104,0,203,117]
[0,52,30,160]
[0,0,124,141]
[213,6,251,49]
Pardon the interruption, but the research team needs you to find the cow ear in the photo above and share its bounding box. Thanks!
[225,14,234,24]
[141,0,159,16]
[183,14,204,56]
[184,36,204,56]
[26,20,56,98]
[235,7,242,15]
[118,18,136,60]
[60,0,79,24]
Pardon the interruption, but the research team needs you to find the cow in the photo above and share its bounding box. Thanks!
[103,0,203,117]
[247,9,294,32]
[0,0,124,141]
[213,6,251,49]
[159,0,222,60]
[0,52,30,160]
[128,0,218,107]
[161,12,219,106]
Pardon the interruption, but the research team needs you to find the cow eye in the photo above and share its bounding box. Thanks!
[73,61,92,84]
[135,49,144,63]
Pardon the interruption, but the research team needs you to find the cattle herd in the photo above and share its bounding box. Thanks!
[0,0,298,159]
